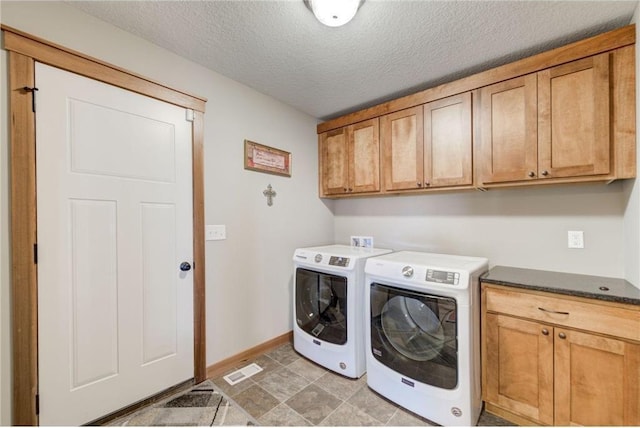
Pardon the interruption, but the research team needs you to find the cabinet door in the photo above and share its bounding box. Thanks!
[320,128,349,195]
[348,118,380,193]
[477,75,538,184]
[424,92,472,187]
[381,106,424,190]
[554,329,640,426]
[538,53,610,179]
[485,313,554,425]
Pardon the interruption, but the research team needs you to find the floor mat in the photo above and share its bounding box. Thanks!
[107,380,257,426]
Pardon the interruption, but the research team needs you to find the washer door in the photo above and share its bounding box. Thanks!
[370,282,458,389]
[295,268,347,345]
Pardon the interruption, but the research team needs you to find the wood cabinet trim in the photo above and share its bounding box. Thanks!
[317,24,635,134]
[613,45,637,179]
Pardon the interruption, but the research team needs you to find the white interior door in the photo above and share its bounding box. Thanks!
[36,62,194,426]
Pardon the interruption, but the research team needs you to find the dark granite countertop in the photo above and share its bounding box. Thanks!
[481,266,640,306]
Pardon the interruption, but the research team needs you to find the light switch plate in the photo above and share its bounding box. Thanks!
[206,225,226,241]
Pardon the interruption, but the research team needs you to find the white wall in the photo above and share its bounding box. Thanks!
[334,183,626,277]
[623,2,640,288]
[0,2,334,422]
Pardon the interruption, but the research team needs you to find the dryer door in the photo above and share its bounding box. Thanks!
[295,268,348,345]
[370,282,458,389]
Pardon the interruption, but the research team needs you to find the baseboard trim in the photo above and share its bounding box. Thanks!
[206,331,293,379]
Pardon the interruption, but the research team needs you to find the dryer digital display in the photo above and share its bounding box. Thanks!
[426,269,459,285]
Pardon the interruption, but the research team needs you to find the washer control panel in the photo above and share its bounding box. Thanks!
[426,269,460,285]
[329,256,350,267]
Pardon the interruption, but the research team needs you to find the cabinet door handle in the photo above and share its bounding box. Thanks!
[538,307,569,315]
[541,328,549,336]
[417,182,423,187]
[558,332,567,339]
[541,170,549,176]
[528,171,536,178]
[425,181,431,187]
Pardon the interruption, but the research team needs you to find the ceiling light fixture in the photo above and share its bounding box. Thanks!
[307,0,363,27]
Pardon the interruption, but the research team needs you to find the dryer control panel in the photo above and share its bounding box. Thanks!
[426,269,460,285]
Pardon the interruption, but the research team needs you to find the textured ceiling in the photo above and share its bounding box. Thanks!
[67,0,637,121]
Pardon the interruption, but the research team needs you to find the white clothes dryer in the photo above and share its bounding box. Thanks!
[364,251,488,426]
[293,245,392,378]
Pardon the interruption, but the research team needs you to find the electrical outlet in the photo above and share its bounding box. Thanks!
[360,236,374,248]
[206,225,226,241]
[350,235,374,248]
[568,231,584,249]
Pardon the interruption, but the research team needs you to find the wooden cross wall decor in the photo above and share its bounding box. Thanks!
[263,184,276,206]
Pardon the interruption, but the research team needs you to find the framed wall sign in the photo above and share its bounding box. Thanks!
[244,140,291,177]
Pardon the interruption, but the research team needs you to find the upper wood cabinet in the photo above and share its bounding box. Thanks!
[319,118,380,196]
[381,106,424,191]
[381,93,472,191]
[317,25,635,198]
[477,53,612,185]
[425,93,473,187]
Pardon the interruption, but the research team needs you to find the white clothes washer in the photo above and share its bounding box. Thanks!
[364,251,488,426]
[293,245,392,378]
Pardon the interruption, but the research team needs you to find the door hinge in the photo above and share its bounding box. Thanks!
[185,109,194,122]
[33,243,38,264]
[35,394,39,415]
[23,86,39,113]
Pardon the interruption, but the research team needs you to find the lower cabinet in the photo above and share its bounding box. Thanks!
[485,314,554,425]
[482,284,640,426]
[554,328,640,426]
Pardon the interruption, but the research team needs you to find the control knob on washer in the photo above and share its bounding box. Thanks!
[314,254,323,263]
[402,266,414,278]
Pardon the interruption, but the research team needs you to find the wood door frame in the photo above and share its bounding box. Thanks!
[2,25,208,426]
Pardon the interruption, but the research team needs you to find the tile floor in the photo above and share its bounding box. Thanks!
[210,343,513,426]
